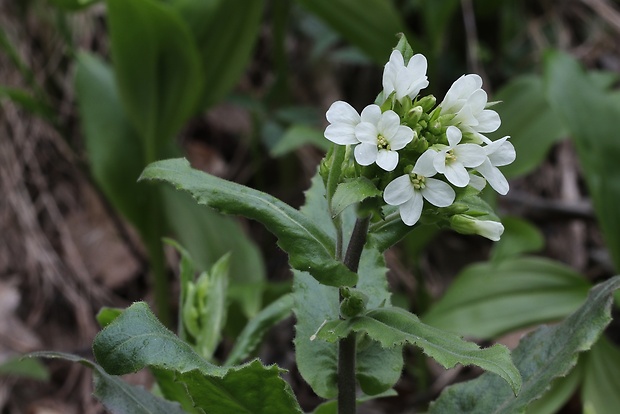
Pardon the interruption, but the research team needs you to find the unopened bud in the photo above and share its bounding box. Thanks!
[339,287,369,319]
[405,106,424,126]
[417,94,437,112]
[450,214,504,241]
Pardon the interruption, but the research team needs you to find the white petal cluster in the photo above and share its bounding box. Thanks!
[323,46,516,238]
[439,74,500,143]
[382,50,429,101]
[324,102,414,172]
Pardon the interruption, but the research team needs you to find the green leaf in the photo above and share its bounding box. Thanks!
[106,0,203,151]
[29,352,186,414]
[423,257,591,339]
[269,124,331,157]
[293,171,402,397]
[490,216,544,263]
[581,336,620,414]
[96,307,124,328]
[162,187,266,318]
[140,158,356,287]
[545,50,620,273]
[310,389,397,414]
[331,178,382,218]
[316,306,522,395]
[486,75,567,178]
[0,356,49,381]
[171,0,264,109]
[428,276,620,414]
[93,302,303,413]
[525,362,582,414]
[74,52,151,237]
[295,0,412,64]
[225,293,294,366]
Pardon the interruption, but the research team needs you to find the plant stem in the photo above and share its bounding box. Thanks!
[338,216,370,414]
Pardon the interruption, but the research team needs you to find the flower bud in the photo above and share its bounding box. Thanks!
[405,106,424,126]
[339,287,369,318]
[450,214,504,241]
[416,94,436,112]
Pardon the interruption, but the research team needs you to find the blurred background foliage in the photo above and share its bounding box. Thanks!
[1,0,620,412]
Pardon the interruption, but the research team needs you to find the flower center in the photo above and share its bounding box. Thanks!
[445,150,457,164]
[409,173,426,190]
[377,134,390,150]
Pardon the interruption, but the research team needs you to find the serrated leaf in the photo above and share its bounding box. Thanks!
[423,257,591,339]
[526,362,582,414]
[225,293,294,366]
[293,171,401,397]
[140,158,356,287]
[316,307,521,395]
[29,352,186,414]
[331,178,382,218]
[429,276,620,414]
[93,302,303,414]
[106,0,203,149]
[581,336,620,414]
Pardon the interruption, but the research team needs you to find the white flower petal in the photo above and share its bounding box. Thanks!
[467,89,488,113]
[382,51,403,95]
[360,104,382,124]
[454,143,486,167]
[433,150,448,174]
[383,175,414,206]
[378,110,401,139]
[446,126,462,147]
[444,162,470,187]
[324,124,359,145]
[468,173,487,191]
[399,192,424,226]
[354,143,378,166]
[389,126,414,150]
[477,160,509,195]
[413,149,439,177]
[476,109,501,133]
[487,139,515,166]
[422,178,455,207]
[326,101,360,125]
[355,122,379,144]
[473,220,504,241]
[376,149,399,171]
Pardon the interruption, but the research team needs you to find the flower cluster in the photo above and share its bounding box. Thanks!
[323,46,515,240]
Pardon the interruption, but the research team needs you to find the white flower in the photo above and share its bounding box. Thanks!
[476,136,516,195]
[354,104,414,171]
[382,50,429,101]
[422,126,486,187]
[450,214,504,241]
[324,101,362,145]
[439,74,500,143]
[383,160,455,227]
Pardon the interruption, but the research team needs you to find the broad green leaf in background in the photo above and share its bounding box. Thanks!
[428,276,620,414]
[0,356,49,381]
[49,0,100,10]
[140,158,357,287]
[170,0,264,109]
[316,307,522,395]
[525,363,582,414]
[419,0,460,55]
[423,257,591,339]
[93,302,303,414]
[269,124,331,157]
[96,307,124,328]
[490,216,545,263]
[295,0,412,64]
[106,0,203,156]
[581,336,620,414]
[545,50,620,273]
[225,293,294,366]
[29,352,186,414]
[75,52,151,236]
[486,75,567,178]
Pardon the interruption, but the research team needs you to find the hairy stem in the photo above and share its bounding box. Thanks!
[338,216,370,414]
